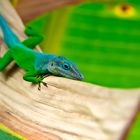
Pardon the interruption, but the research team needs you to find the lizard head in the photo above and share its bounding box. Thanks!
[47,56,84,80]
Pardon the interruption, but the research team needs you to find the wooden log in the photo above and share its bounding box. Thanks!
[0,1,140,140]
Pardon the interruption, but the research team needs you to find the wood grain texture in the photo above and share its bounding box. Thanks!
[0,1,140,140]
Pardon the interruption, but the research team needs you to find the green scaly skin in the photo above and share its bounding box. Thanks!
[0,15,84,90]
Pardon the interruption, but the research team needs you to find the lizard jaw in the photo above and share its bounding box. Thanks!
[54,67,84,81]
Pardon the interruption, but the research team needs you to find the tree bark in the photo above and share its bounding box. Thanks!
[0,1,140,140]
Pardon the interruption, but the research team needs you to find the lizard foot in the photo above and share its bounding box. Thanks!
[38,81,48,91]
[38,82,41,90]
[42,82,48,87]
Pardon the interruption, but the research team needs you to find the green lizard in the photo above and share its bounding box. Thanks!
[0,15,84,90]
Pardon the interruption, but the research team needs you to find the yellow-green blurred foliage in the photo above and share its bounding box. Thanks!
[28,1,140,89]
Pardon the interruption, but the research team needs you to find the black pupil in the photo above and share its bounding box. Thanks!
[64,64,69,69]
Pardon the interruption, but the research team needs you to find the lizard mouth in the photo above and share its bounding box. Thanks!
[55,67,84,80]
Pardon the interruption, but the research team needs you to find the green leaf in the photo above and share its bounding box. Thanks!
[0,129,21,140]
[29,2,140,88]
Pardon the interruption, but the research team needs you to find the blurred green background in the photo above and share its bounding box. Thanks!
[28,1,140,89]
[26,1,140,139]
[0,130,21,140]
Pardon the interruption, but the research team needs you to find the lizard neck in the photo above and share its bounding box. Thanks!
[35,53,57,74]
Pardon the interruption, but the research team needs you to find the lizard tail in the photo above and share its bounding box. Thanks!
[0,15,20,48]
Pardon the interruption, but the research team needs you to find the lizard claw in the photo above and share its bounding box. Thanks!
[42,82,48,87]
[38,82,41,90]
[38,81,48,91]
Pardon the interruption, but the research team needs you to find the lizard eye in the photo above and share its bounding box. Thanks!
[51,62,55,66]
[63,63,70,70]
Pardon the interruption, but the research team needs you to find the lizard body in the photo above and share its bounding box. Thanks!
[0,15,84,89]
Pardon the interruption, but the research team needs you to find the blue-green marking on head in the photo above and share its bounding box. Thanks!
[47,56,84,80]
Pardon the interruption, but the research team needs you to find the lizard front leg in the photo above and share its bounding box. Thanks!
[0,50,13,71]
[23,71,48,90]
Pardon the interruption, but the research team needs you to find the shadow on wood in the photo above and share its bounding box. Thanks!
[0,1,140,140]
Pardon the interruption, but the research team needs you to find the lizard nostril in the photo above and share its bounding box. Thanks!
[76,73,84,80]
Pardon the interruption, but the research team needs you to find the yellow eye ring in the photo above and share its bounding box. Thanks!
[114,4,135,18]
